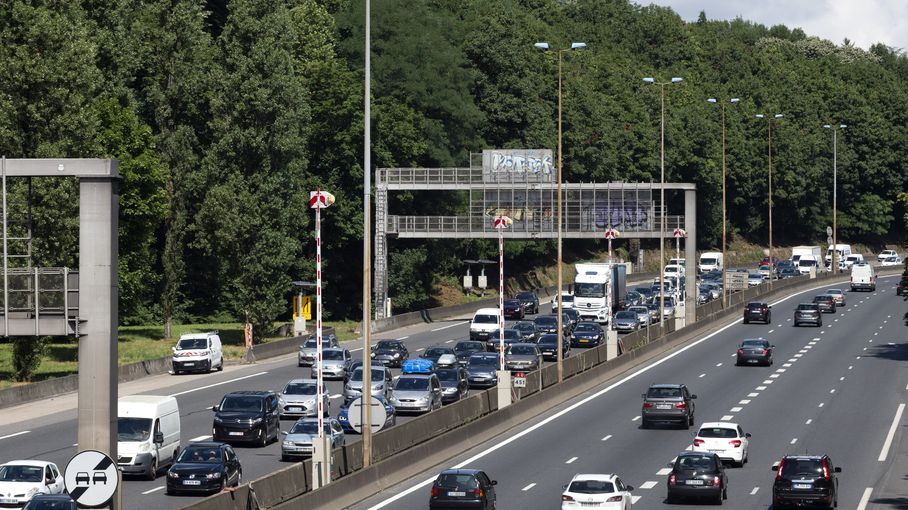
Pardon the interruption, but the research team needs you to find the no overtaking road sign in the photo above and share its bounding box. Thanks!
[64,450,118,508]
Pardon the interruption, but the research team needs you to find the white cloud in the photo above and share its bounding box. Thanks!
[646,0,908,51]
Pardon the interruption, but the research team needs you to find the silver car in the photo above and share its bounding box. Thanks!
[504,343,542,372]
[825,288,846,306]
[297,335,339,367]
[310,348,352,380]
[280,418,345,461]
[627,305,651,327]
[389,374,442,413]
[612,311,639,333]
[278,379,329,419]
[343,366,393,401]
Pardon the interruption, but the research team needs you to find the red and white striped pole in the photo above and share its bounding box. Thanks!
[309,188,334,485]
[494,214,511,370]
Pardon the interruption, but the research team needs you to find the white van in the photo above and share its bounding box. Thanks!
[117,395,181,480]
[850,263,876,292]
[825,244,852,267]
[843,253,864,269]
[469,308,501,341]
[172,331,223,374]
[698,252,723,273]
[663,264,683,279]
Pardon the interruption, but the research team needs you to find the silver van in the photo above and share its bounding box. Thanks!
[389,373,442,413]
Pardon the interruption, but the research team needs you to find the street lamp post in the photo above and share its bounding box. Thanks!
[643,76,683,323]
[707,97,739,307]
[756,113,783,287]
[823,124,847,274]
[535,41,585,383]
[362,0,373,468]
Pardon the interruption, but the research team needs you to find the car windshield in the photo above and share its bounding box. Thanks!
[516,293,535,300]
[425,348,452,357]
[0,465,44,483]
[323,350,345,360]
[561,294,574,302]
[513,322,535,332]
[797,304,818,311]
[177,447,221,464]
[825,290,842,295]
[574,282,605,298]
[504,299,520,307]
[746,303,764,309]
[536,334,558,345]
[507,345,536,356]
[615,311,636,319]
[567,480,615,494]
[435,369,459,382]
[176,338,207,350]
[117,417,152,442]
[350,368,385,382]
[220,395,263,412]
[814,295,832,302]
[629,307,647,314]
[468,356,497,367]
[395,377,430,391]
[283,382,317,395]
[781,459,823,477]
[491,330,519,340]
[375,341,399,350]
[289,421,321,435]
[799,259,817,267]
[698,427,737,438]
[574,323,600,333]
[741,340,768,348]
[303,339,333,348]
[454,342,483,353]
[436,474,480,490]
[749,273,762,278]
[534,316,556,326]
[701,258,717,265]
[473,314,498,324]
[647,387,682,398]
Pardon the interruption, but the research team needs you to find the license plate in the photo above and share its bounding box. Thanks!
[228,431,244,436]
[183,362,195,366]
[685,479,704,485]
[448,491,466,497]
[580,339,588,343]
[0,498,17,504]
[709,449,723,453]
[748,359,758,363]
[183,480,201,485]
[656,404,672,409]
[289,407,302,412]
[793,483,812,489]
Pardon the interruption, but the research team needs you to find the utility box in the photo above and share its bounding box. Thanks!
[477,275,488,289]
[463,275,473,291]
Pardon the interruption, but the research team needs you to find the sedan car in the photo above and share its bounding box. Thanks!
[561,474,634,510]
[743,301,771,324]
[504,343,542,372]
[812,294,837,314]
[429,469,497,510]
[370,339,409,368]
[280,418,345,461]
[343,366,393,401]
[0,461,65,507]
[794,303,822,327]
[625,290,645,307]
[486,328,522,352]
[453,340,486,365]
[278,378,328,419]
[641,383,696,429]
[465,353,499,388]
[337,395,396,433]
[747,272,764,287]
[533,315,565,337]
[645,303,661,323]
[736,339,773,366]
[22,494,76,510]
[436,367,469,404]
[692,422,751,467]
[612,311,639,333]
[297,334,339,367]
[570,322,604,347]
[515,291,540,314]
[511,320,537,342]
[165,442,241,495]
[666,452,727,504]
[502,299,526,320]
[878,249,898,262]
[535,333,570,361]
[772,455,840,509]
[824,288,846,307]
[310,347,352,380]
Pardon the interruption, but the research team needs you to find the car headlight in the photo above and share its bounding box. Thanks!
[370,352,376,358]
[372,383,383,390]
[443,387,457,394]
[206,471,221,479]
[138,442,150,453]
[249,417,263,425]
[283,440,293,447]
[591,335,600,340]
[416,396,429,403]
[167,471,179,479]
[392,352,401,358]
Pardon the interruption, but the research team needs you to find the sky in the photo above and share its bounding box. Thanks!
[645,0,908,51]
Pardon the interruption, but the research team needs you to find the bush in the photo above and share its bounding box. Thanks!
[12,336,47,381]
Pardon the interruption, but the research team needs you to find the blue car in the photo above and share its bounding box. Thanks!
[337,395,397,433]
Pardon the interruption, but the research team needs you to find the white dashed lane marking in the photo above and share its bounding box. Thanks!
[819,403,825,407]
[601,435,612,441]
[716,363,723,367]
[142,486,165,495]
[699,373,706,378]
[790,438,798,445]
[750,487,760,495]
[857,487,873,510]
[522,483,536,491]
[640,481,658,489]
[657,468,672,476]
[806,419,812,425]
[730,407,743,412]
[0,431,30,441]
[189,435,212,442]
[756,386,767,391]
[721,415,734,421]
[632,416,641,422]
[748,393,759,397]
[566,457,578,464]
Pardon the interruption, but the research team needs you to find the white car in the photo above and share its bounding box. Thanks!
[878,249,898,263]
[560,292,575,310]
[0,460,65,506]
[881,255,902,267]
[692,422,750,467]
[561,473,634,509]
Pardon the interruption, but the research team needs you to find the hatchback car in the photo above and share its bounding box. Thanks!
[570,322,604,347]
[436,367,470,403]
[212,391,280,446]
[794,303,822,327]
[535,333,571,361]
[772,455,840,509]
[612,311,639,333]
[511,320,537,342]
[736,339,773,366]
[486,329,522,352]
[515,291,540,314]
[297,334,339,367]
[743,301,771,324]
[641,384,696,429]
[370,339,409,368]
[813,295,837,314]
[502,299,526,320]
[389,373,442,413]
[280,418,345,461]
[0,461,65,507]
[778,267,800,279]
[310,347,353,380]
[429,469,497,510]
[561,473,634,510]
[748,272,764,287]
[824,289,846,307]
[165,442,241,495]
[22,494,76,510]
[465,353,499,388]
[627,305,651,327]
[343,366,393,401]
[421,346,456,364]
[453,341,486,365]
[533,315,564,336]
[666,452,727,504]
[692,422,750,466]
[504,343,542,372]
[562,308,581,331]
[278,378,328,419]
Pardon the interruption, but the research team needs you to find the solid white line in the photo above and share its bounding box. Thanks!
[601,435,612,441]
[189,435,212,442]
[142,486,166,495]
[168,372,268,397]
[750,487,759,495]
[878,403,906,462]
[790,438,798,444]
[699,373,706,378]
[639,481,658,489]
[721,415,734,421]
[656,468,672,475]
[566,456,578,464]
[856,487,873,510]
[431,321,467,332]
[522,483,536,491]
[805,419,812,425]
[0,430,30,441]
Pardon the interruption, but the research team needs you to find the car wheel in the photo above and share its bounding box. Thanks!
[217,358,224,371]
[174,368,182,375]
[743,318,749,324]
[688,413,695,426]
[146,456,158,481]
[258,427,268,447]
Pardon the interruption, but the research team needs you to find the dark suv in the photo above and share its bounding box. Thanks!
[429,469,497,509]
[794,303,822,327]
[515,291,540,314]
[772,455,840,509]
[743,301,771,324]
[812,295,837,314]
[641,384,696,429]
[666,452,726,504]
[212,391,281,446]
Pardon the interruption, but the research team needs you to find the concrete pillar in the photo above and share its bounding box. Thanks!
[496,371,512,409]
[605,330,619,359]
[684,189,697,325]
[77,177,118,503]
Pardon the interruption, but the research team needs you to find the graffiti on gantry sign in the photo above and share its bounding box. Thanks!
[593,204,651,229]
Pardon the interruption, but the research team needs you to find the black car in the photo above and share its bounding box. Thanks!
[422,346,456,364]
[666,452,727,504]
[514,291,540,314]
[743,301,771,324]
[212,391,281,446]
[625,290,645,307]
[772,455,840,509]
[535,333,570,361]
[736,339,773,366]
[533,315,566,336]
[436,367,470,404]
[641,383,696,429]
[511,320,537,342]
[486,328,521,352]
[794,303,822,327]
[502,299,525,320]
[465,353,499,388]
[165,442,242,495]
[634,286,655,302]
[570,322,604,347]
[22,494,76,510]
[562,308,580,332]
[429,469,497,510]
[778,267,801,279]
[453,341,486,365]
[812,294,837,314]
[370,339,409,368]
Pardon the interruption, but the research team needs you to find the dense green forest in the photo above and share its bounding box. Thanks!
[1,0,906,335]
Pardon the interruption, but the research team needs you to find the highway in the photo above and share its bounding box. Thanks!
[350,277,907,510]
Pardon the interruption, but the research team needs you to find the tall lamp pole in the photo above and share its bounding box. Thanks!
[823,124,846,273]
[362,0,373,468]
[643,76,683,323]
[708,97,739,307]
[534,41,585,383]
[756,113,783,287]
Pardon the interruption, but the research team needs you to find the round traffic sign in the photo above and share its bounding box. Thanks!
[64,450,118,508]
[827,236,834,246]
[347,396,388,434]
[826,226,833,236]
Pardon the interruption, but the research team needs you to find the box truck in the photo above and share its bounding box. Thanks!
[573,263,626,324]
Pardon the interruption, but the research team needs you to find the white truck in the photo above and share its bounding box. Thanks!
[573,263,627,324]
[698,252,723,273]
[825,243,852,267]
[791,246,824,274]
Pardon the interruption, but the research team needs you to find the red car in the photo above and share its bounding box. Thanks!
[760,256,781,267]
[502,299,525,320]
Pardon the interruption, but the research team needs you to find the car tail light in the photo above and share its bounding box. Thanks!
[643,402,654,408]
[474,488,484,497]
[762,349,769,355]
[668,474,676,485]
[606,495,622,502]
[431,487,438,497]
[736,349,744,355]
[729,439,741,448]
[674,402,687,409]
[713,476,720,487]
[822,458,830,480]
[562,495,575,502]
[776,458,785,480]
[693,438,705,447]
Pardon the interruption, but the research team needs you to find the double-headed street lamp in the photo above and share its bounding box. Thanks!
[643,76,683,323]
[823,124,847,273]
[756,113,784,286]
[535,41,585,383]
[707,97,739,307]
